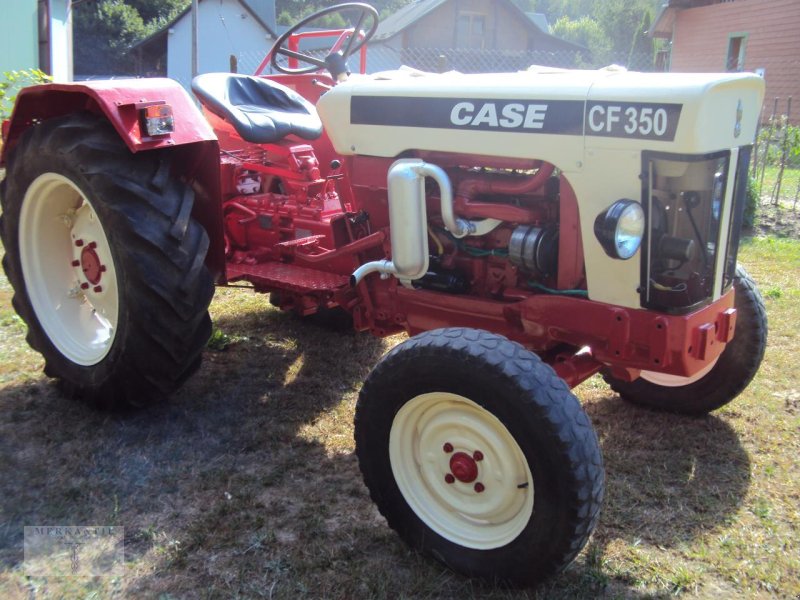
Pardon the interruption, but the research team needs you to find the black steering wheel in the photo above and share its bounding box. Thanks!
[269,3,379,76]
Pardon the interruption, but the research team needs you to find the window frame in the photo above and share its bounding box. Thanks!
[456,11,488,50]
[725,32,748,72]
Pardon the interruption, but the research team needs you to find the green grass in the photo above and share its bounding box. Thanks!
[756,166,800,204]
[1,236,799,598]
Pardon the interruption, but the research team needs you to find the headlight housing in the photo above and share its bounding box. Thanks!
[594,199,645,260]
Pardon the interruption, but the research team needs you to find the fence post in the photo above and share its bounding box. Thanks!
[436,54,448,73]
[752,102,765,177]
[773,97,792,205]
[758,97,779,199]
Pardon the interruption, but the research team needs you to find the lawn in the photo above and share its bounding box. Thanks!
[756,166,800,207]
[0,236,798,599]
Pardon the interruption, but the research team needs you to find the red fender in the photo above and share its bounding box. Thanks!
[0,78,226,280]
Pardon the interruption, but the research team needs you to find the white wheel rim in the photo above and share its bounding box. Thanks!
[640,357,718,387]
[19,173,119,365]
[389,392,534,549]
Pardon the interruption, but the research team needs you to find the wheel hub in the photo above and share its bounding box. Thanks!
[80,243,104,285]
[449,452,479,483]
[18,173,119,365]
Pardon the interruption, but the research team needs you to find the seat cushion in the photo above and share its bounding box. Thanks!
[192,73,322,144]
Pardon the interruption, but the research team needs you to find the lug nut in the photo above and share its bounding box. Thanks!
[474,482,485,493]
[473,451,484,461]
[71,260,80,267]
[100,265,107,273]
[80,283,89,290]
[443,443,453,453]
[445,474,455,484]
[88,241,97,249]
[93,286,103,293]
[74,239,84,247]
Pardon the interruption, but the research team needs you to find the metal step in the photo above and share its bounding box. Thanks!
[226,261,349,293]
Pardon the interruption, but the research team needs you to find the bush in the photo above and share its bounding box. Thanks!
[0,69,51,120]
[744,175,759,229]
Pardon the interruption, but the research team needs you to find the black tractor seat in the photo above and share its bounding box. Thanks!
[191,73,323,144]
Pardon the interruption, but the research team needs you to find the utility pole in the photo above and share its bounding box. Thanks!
[192,0,199,78]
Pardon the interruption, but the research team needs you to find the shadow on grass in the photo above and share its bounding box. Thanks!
[588,394,750,546]
[578,391,751,595]
[0,304,751,599]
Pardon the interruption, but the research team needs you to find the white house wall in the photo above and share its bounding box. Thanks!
[1,0,38,73]
[168,0,273,89]
[49,0,73,81]
[0,0,71,81]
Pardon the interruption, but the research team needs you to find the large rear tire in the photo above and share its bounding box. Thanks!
[355,328,604,587]
[604,265,767,415]
[0,113,214,409]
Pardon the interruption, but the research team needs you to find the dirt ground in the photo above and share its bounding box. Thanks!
[753,199,800,238]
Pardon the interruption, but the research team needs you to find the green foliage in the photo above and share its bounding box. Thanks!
[74,1,146,75]
[552,16,612,64]
[744,175,758,229]
[73,0,189,76]
[276,0,413,24]
[523,0,659,68]
[595,0,653,64]
[127,0,188,26]
[627,10,653,69]
[207,327,233,352]
[757,118,800,169]
[0,69,52,120]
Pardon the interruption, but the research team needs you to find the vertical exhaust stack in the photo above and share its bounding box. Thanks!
[350,159,500,287]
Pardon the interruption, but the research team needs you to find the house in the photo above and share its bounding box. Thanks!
[367,0,588,73]
[651,0,800,122]
[132,0,277,90]
[0,0,73,81]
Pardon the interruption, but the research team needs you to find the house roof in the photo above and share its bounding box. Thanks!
[131,0,276,53]
[525,12,550,33]
[373,0,585,53]
[374,0,449,41]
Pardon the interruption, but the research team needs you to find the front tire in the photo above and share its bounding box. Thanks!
[0,113,214,409]
[604,265,767,415]
[355,328,604,587]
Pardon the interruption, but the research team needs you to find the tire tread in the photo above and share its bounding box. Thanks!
[0,113,214,409]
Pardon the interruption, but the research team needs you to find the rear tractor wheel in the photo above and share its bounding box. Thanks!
[0,113,214,409]
[355,328,605,587]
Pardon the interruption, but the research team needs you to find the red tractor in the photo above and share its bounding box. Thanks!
[0,4,767,587]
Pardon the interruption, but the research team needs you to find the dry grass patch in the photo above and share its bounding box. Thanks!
[0,236,798,598]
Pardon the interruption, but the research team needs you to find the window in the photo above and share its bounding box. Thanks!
[726,34,747,72]
[457,12,487,49]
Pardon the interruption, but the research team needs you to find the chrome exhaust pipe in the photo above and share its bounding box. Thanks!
[351,159,501,286]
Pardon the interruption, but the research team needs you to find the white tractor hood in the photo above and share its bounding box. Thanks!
[316,67,764,166]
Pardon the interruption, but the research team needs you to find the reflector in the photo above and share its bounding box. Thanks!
[141,105,174,136]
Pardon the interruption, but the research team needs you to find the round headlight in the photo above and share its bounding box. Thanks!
[594,200,645,260]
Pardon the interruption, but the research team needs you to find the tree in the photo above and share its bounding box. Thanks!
[595,0,653,63]
[551,16,612,64]
[74,1,146,75]
[276,0,414,24]
[627,10,654,70]
[127,0,188,25]
[73,0,190,76]
[531,0,597,20]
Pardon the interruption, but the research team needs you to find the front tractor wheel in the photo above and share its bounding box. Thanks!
[0,113,214,409]
[604,265,767,415]
[355,328,605,587]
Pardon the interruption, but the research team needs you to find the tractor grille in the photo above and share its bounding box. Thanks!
[640,147,751,314]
